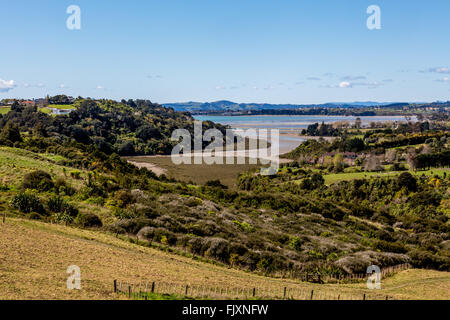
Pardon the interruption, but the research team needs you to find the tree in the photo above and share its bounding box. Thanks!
[333,153,344,173]
[397,172,417,192]
[345,137,365,152]
[0,122,22,143]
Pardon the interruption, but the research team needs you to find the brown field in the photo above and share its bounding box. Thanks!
[126,156,264,188]
[1,218,449,300]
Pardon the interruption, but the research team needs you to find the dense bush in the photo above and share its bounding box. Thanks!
[74,212,103,228]
[11,192,46,214]
[22,170,54,191]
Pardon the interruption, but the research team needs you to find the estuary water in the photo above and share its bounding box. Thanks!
[193,114,410,154]
[193,115,410,130]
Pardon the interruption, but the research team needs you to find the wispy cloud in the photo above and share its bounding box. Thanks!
[147,75,163,79]
[420,67,450,74]
[0,78,17,92]
[24,82,46,88]
[435,77,450,83]
[341,75,367,81]
[326,80,383,89]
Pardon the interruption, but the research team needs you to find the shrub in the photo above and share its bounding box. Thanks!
[70,171,82,179]
[289,236,303,251]
[11,192,46,214]
[233,220,254,232]
[27,212,45,220]
[373,240,407,254]
[409,250,450,271]
[397,172,417,192]
[22,170,54,191]
[185,197,202,207]
[205,180,228,189]
[54,178,76,196]
[75,212,102,228]
[52,202,79,224]
[47,195,65,213]
[115,190,135,208]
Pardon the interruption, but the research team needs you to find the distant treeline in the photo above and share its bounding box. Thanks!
[197,108,379,116]
[415,151,450,170]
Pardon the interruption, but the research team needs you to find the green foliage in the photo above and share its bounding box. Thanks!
[233,220,254,232]
[22,170,54,192]
[0,121,22,143]
[397,172,417,192]
[11,192,46,214]
[74,212,103,228]
[289,236,303,251]
[301,173,325,190]
[52,203,79,224]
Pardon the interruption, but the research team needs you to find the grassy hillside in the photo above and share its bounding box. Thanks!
[0,98,448,298]
[1,218,448,300]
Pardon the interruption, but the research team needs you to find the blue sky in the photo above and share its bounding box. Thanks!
[1,0,449,104]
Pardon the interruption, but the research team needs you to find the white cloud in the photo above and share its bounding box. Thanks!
[327,80,382,89]
[339,81,351,88]
[96,85,104,89]
[0,79,17,92]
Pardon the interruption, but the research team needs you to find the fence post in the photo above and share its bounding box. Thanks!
[386,296,389,300]
[253,288,256,297]
[310,290,314,300]
[114,280,117,293]
[151,282,155,293]
[283,287,287,299]
[2,212,5,223]
[128,285,131,298]
[185,285,189,296]
[363,293,366,300]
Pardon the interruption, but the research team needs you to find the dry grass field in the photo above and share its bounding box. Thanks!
[1,218,449,300]
[126,156,264,188]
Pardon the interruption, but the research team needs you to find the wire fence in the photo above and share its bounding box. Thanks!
[114,263,410,300]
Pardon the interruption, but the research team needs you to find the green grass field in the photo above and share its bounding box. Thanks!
[322,168,447,184]
[0,106,11,115]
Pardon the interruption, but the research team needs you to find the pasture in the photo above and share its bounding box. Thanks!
[0,218,448,300]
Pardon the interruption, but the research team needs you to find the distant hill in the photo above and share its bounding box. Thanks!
[163,100,396,113]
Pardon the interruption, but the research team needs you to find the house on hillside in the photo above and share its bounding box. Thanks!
[21,100,36,107]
